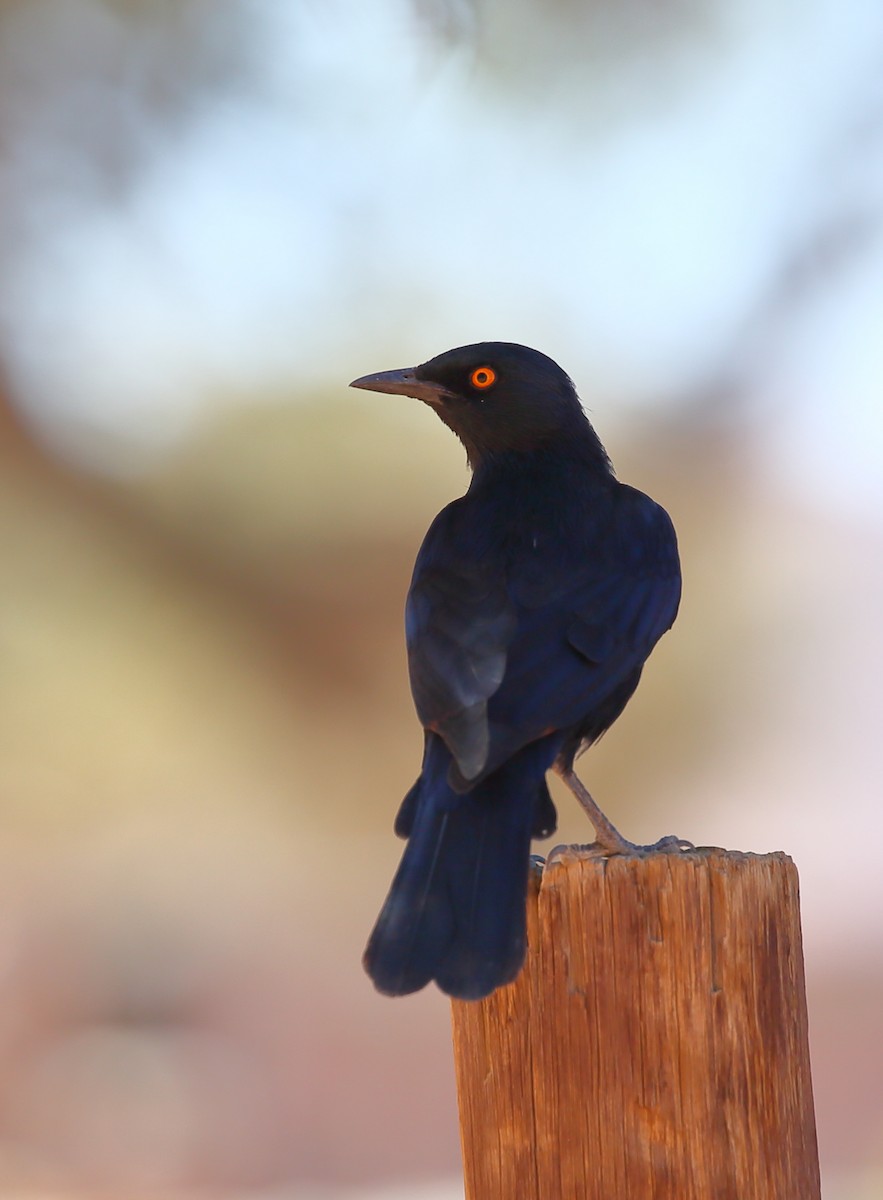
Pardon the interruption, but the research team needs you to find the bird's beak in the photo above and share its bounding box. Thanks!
[349,367,450,406]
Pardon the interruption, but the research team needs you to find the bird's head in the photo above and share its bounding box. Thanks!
[350,341,608,469]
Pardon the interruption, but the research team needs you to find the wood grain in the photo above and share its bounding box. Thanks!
[451,848,820,1200]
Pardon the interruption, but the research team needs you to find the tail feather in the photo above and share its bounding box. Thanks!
[363,735,558,1000]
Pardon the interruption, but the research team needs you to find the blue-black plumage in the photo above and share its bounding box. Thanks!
[351,342,683,1000]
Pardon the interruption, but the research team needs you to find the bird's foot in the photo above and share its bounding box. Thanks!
[644,834,695,854]
[577,833,695,858]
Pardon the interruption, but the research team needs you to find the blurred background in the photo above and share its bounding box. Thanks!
[0,0,881,1196]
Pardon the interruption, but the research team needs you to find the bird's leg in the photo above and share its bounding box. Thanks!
[554,765,636,855]
[553,765,694,857]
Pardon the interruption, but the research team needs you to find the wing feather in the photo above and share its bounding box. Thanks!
[405,486,680,788]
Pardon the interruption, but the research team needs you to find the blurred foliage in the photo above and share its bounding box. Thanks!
[0,0,251,238]
[414,0,715,98]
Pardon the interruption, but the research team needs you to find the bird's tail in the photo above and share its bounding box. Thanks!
[363,736,557,1000]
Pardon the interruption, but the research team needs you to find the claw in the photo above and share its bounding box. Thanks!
[589,834,695,858]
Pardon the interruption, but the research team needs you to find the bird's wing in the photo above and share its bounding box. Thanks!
[406,549,518,782]
[482,541,680,779]
[406,490,680,788]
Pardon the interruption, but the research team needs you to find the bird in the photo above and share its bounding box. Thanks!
[350,341,684,1001]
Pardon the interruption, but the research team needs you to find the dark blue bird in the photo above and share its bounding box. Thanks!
[350,342,684,1000]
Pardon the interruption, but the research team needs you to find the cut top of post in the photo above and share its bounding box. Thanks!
[451,848,820,1200]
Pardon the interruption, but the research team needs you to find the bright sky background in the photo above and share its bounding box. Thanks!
[1,0,882,514]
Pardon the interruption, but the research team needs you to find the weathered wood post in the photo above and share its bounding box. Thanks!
[451,847,820,1199]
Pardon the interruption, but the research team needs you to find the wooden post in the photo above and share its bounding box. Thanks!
[451,848,820,1200]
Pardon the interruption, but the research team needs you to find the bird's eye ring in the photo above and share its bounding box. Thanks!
[470,366,496,390]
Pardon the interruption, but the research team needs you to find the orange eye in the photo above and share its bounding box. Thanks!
[470,366,496,390]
